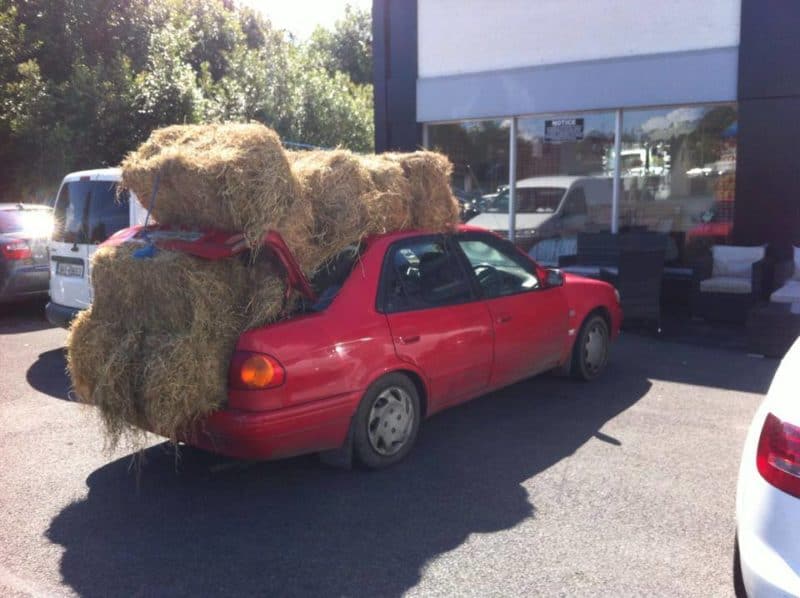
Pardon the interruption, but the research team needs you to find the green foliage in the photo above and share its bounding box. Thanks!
[0,0,375,201]
[308,5,372,85]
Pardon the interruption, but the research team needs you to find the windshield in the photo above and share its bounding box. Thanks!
[485,187,566,214]
[0,209,53,237]
[53,180,129,243]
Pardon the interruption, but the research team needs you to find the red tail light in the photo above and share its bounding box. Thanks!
[756,412,800,499]
[228,351,285,390]
[1,239,32,260]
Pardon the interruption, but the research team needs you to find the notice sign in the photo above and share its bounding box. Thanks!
[544,118,584,142]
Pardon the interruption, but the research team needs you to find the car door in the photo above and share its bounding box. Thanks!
[454,232,569,388]
[380,235,494,411]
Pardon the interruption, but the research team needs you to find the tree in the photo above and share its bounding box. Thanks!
[308,5,372,85]
[0,0,377,201]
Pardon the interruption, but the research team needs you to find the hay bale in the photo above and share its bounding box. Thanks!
[68,244,289,445]
[358,155,412,234]
[121,123,300,247]
[383,151,460,231]
[290,149,373,270]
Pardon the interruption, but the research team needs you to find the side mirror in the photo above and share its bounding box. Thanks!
[546,268,564,287]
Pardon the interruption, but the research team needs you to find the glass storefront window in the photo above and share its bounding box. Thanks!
[511,112,616,262]
[620,105,737,264]
[425,104,738,270]
[428,120,509,221]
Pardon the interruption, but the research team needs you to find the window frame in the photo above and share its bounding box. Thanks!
[376,233,478,314]
[453,231,545,300]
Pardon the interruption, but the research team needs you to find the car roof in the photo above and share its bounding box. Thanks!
[514,175,609,188]
[61,167,122,182]
[0,203,52,211]
[364,224,491,244]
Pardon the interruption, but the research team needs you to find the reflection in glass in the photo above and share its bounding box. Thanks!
[620,105,737,264]
[428,120,509,221]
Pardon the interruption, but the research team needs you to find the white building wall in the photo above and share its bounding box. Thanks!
[418,0,741,78]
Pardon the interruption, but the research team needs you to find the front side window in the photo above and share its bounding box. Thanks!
[458,236,539,298]
[562,187,587,217]
[381,237,473,313]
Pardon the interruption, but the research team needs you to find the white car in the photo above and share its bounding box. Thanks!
[736,337,800,597]
[46,168,147,328]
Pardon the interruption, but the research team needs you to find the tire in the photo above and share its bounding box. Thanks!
[352,373,421,469]
[571,313,610,381]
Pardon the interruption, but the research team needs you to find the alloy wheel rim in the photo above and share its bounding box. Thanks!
[584,323,608,374]
[367,386,414,456]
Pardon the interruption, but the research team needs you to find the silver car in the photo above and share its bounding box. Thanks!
[0,203,53,304]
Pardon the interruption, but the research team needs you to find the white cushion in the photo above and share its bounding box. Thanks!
[711,245,764,279]
[771,280,800,304]
[792,247,800,281]
[700,276,752,294]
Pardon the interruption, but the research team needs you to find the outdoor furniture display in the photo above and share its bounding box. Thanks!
[768,246,800,305]
[527,237,577,268]
[559,232,619,278]
[691,245,767,323]
[600,232,667,331]
[746,302,800,357]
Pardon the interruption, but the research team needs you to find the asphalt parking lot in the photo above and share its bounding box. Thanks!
[0,300,779,597]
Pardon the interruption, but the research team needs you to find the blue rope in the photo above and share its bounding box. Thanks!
[133,171,161,260]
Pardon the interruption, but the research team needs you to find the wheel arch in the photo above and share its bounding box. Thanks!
[365,367,429,419]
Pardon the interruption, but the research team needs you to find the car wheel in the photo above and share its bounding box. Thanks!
[353,373,421,469]
[571,313,610,381]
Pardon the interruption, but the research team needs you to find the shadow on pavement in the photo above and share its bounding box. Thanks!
[26,348,73,401]
[0,298,54,334]
[46,359,650,597]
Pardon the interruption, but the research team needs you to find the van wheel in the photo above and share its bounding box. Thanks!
[353,373,421,469]
[571,314,610,381]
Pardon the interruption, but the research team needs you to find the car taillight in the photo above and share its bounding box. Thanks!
[1,239,32,260]
[228,351,285,390]
[756,412,800,499]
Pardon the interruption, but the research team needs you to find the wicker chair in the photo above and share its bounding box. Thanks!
[691,245,767,323]
[601,232,666,331]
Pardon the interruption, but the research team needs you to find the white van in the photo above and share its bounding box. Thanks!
[470,176,612,248]
[46,168,147,327]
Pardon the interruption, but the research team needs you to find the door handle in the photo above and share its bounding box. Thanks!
[397,335,420,345]
[496,314,513,324]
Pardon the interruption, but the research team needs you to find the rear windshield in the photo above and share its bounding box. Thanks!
[0,209,53,237]
[53,180,129,243]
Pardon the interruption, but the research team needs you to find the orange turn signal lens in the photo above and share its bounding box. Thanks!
[230,351,285,390]
[240,355,274,388]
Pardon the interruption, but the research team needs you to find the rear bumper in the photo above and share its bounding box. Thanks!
[0,265,49,302]
[46,301,82,328]
[181,392,361,460]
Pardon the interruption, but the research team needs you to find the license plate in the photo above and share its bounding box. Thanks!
[56,262,84,277]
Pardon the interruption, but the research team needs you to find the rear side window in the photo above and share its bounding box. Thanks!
[54,180,129,243]
[0,209,53,236]
[380,236,474,313]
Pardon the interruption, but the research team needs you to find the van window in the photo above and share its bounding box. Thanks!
[562,187,587,217]
[54,180,129,243]
[486,187,566,214]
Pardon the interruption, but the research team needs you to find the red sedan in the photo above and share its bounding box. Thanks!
[142,226,622,468]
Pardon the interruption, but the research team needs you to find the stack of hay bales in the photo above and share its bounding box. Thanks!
[67,123,459,446]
